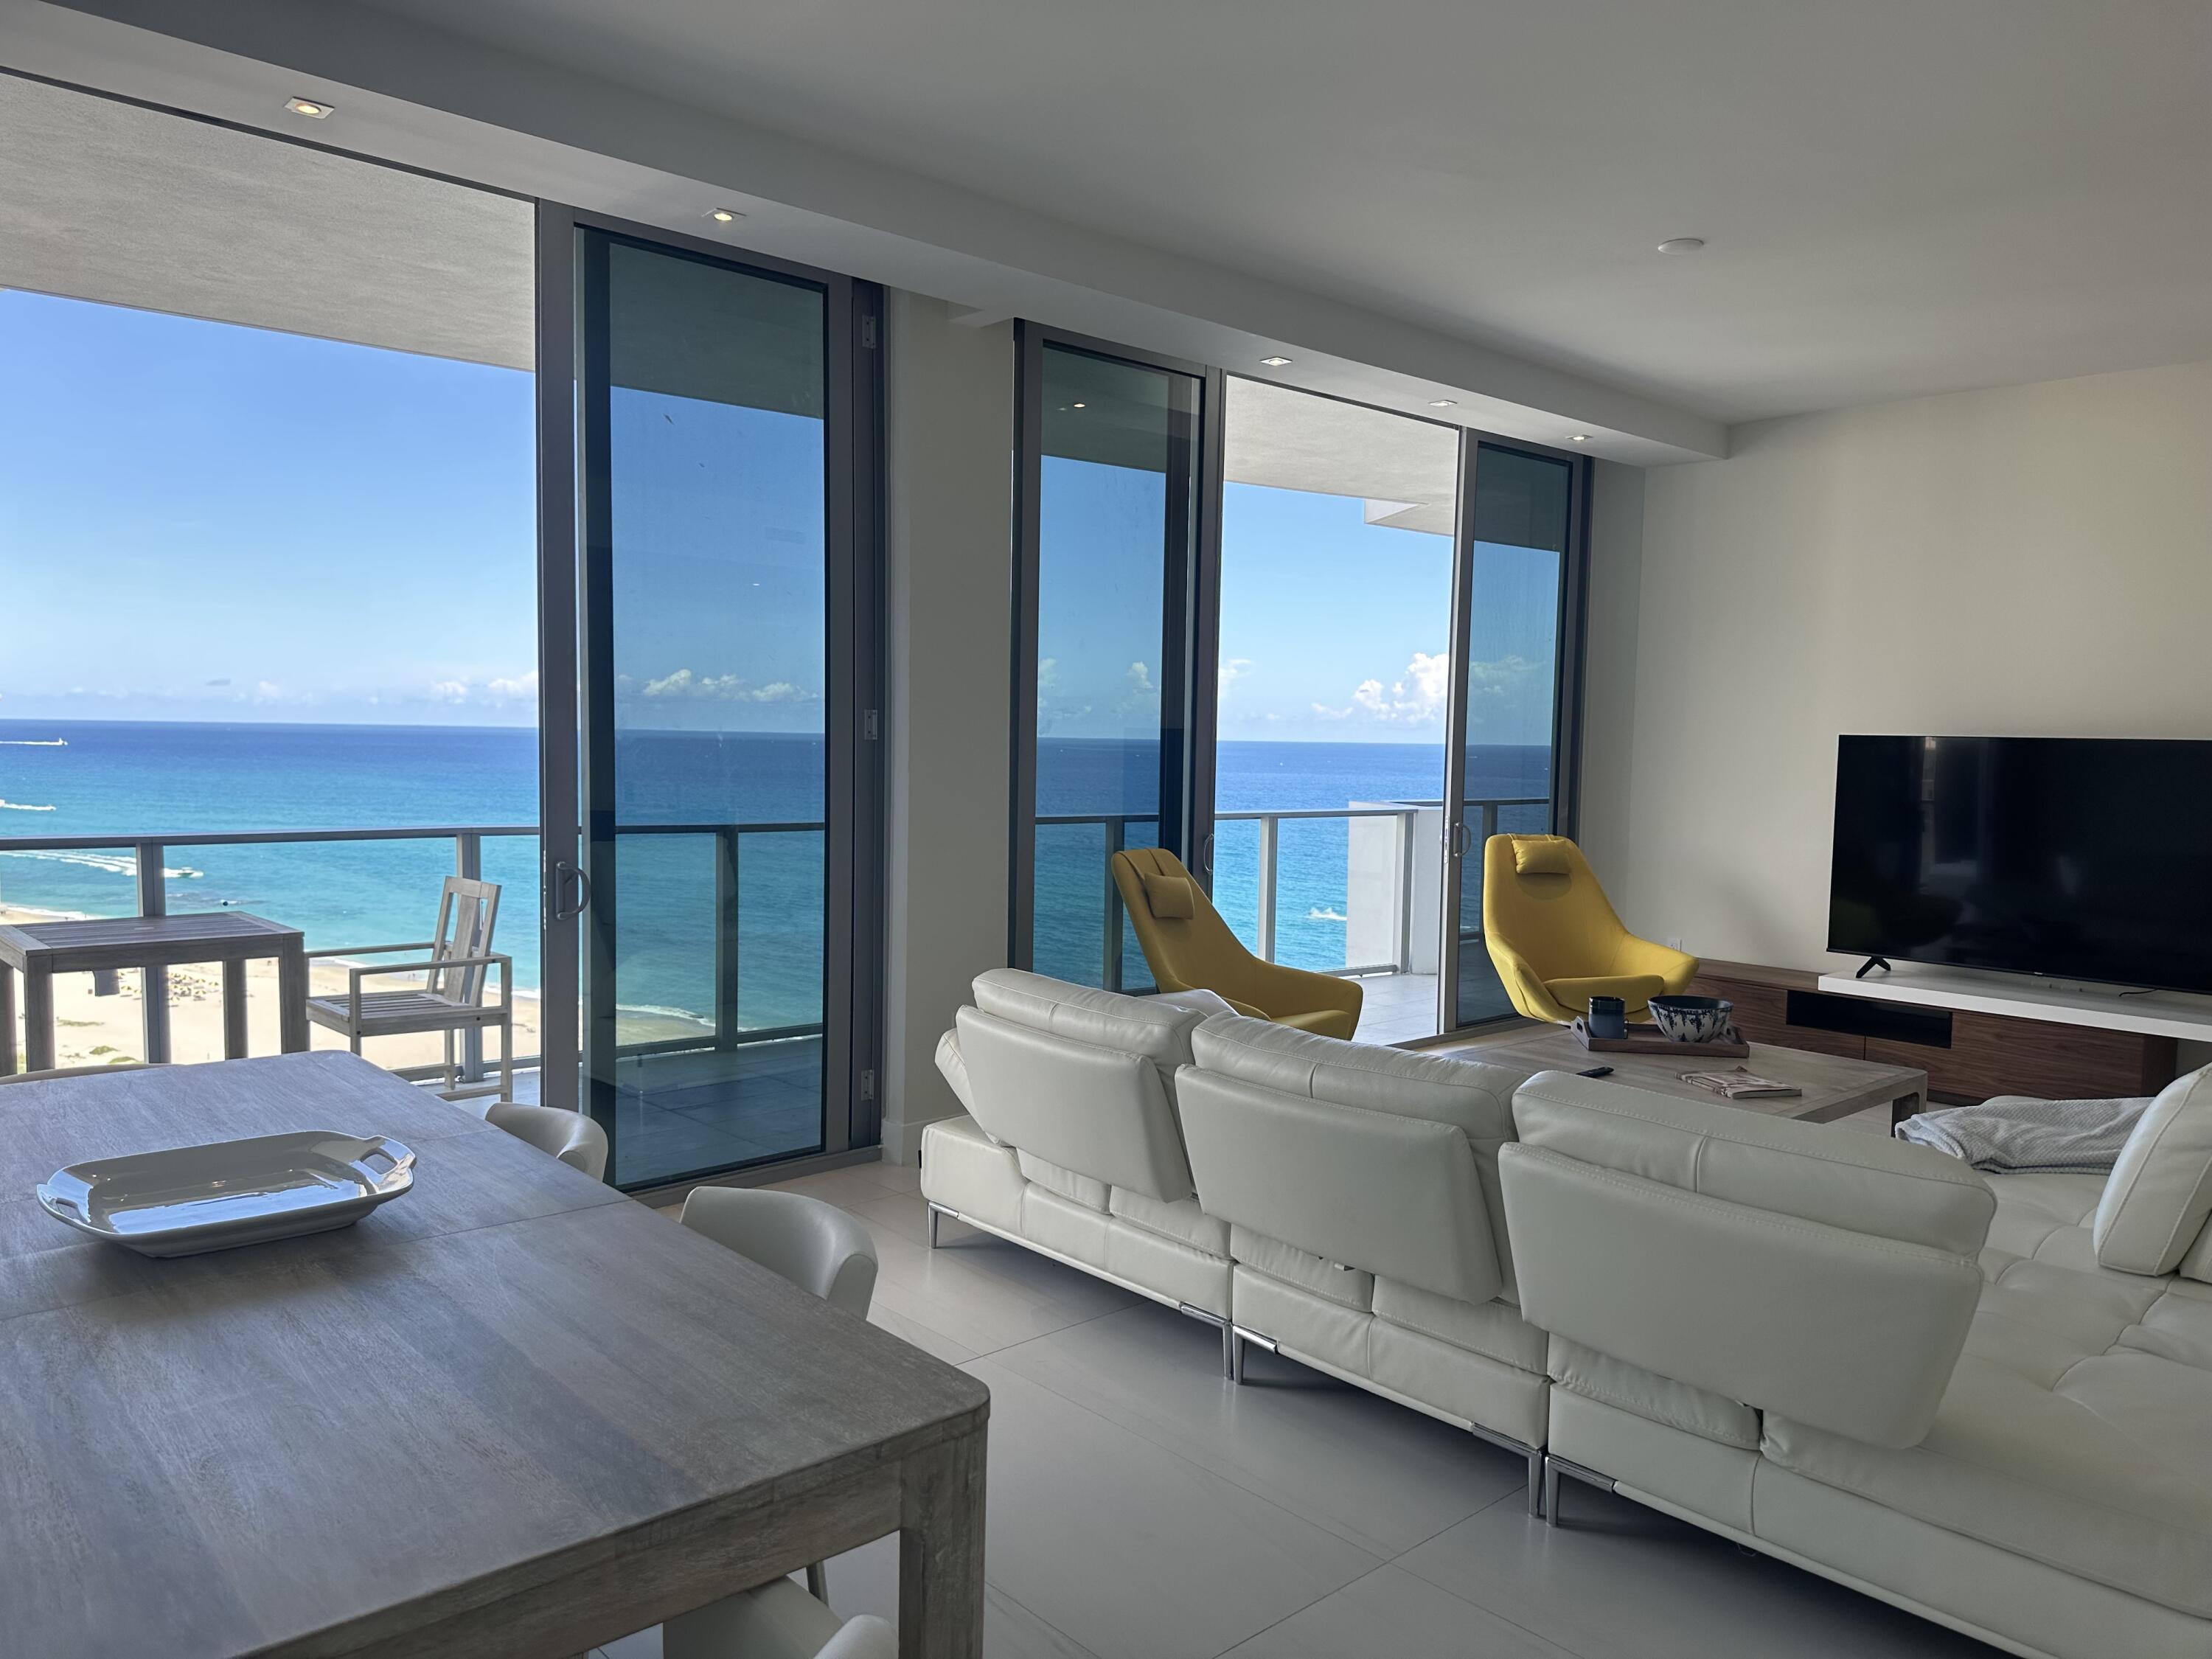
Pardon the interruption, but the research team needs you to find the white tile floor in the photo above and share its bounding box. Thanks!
[591,1150,2005,1659]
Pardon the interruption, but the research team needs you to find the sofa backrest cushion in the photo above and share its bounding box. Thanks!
[2096,1065,2212,1276]
[1176,1015,1531,1304]
[947,970,1204,1202]
[1189,1013,1526,1141]
[1502,1071,1993,1448]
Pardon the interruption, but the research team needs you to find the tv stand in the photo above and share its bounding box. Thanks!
[1689,960,2183,1105]
[1854,956,1892,979]
[1814,964,2212,1046]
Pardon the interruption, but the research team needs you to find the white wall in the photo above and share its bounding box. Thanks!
[880,293,1015,1161]
[1579,359,2212,975]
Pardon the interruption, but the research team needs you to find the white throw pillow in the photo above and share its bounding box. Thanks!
[2093,1065,2212,1276]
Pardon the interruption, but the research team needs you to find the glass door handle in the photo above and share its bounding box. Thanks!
[552,860,593,920]
[1449,821,1474,858]
[1202,832,1216,873]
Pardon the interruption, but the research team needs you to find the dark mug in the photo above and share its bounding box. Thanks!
[1587,995,1627,1040]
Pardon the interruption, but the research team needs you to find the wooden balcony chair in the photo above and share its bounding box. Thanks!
[304,875,514,1102]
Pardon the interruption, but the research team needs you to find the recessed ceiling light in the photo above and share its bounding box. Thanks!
[706,208,743,224]
[284,97,333,119]
[1655,237,1705,254]
[1259,355,1293,366]
[1428,399,1457,408]
[1071,402,1086,408]
[1569,434,1590,443]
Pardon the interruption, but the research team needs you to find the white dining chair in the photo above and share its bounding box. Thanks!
[678,1187,879,1316]
[666,1577,895,1659]
[664,1186,882,1653]
[481,1102,608,1183]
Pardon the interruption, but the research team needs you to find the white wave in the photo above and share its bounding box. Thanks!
[0,739,66,746]
[1307,905,1349,922]
[0,799,57,812]
[616,1001,717,1027]
[0,848,203,880]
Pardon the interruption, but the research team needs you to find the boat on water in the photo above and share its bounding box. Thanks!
[0,738,68,746]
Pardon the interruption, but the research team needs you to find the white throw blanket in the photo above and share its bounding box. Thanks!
[1895,1093,2150,1175]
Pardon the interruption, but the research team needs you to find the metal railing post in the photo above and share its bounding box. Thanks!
[1102,818,1125,991]
[456,832,486,1082]
[136,840,170,1065]
[714,827,742,1051]
[1396,808,1416,973]
[1256,813,1278,963]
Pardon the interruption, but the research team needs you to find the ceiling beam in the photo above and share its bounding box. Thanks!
[10,0,1728,461]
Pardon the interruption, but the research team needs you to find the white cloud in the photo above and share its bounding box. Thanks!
[251,680,288,705]
[1314,650,1451,726]
[486,670,538,702]
[637,668,818,704]
[1217,658,1253,695]
[1127,661,1154,694]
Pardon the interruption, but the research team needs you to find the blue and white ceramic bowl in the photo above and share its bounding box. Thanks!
[1646,995,1734,1043]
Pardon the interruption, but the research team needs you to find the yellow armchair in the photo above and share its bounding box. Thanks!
[1110,847,1363,1040]
[1481,834,1697,1024]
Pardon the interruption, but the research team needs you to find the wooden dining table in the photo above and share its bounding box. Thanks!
[0,1052,988,1658]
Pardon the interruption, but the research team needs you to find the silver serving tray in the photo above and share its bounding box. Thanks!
[38,1131,415,1258]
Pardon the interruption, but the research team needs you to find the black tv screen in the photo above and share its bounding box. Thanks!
[1829,735,2212,995]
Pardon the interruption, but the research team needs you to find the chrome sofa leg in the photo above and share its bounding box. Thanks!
[1542,1454,1562,1526]
[926,1201,950,1249]
[1527,1445,1545,1517]
[1228,1326,1246,1384]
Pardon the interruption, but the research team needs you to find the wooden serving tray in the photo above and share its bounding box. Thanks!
[1571,1018,1750,1060]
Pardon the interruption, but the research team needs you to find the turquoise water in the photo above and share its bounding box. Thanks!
[0,720,1551,1019]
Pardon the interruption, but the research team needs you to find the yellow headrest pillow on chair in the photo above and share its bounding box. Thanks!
[1141,872,1197,919]
[1513,838,1574,876]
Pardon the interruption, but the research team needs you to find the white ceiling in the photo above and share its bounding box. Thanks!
[330,0,2212,425]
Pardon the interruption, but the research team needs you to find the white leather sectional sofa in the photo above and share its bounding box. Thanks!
[922,969,2212,1659]
[925,969,1553,1495]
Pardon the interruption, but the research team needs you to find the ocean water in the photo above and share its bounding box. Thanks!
[0,720,1551,1021]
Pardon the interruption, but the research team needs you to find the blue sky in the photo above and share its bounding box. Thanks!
[1043,466,1562,748]
[2,292,1559,745]
[0,291,539,725]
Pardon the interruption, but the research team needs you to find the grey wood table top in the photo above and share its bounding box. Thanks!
[1481,1026,1927,1124]
[0,1053,990,1658]
[0,910,302,967]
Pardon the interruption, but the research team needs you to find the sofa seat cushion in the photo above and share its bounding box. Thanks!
[1764,1169,2212,1618]
[1110,1185,1230,1257]
[1371,1276,1544,1372]
[1231,1223,1372,1310]
[1017,1150,1109,1211]
[1548,1336,1759,1449]
[1765,1349,2212,1618]
[919,1114,1026,1234]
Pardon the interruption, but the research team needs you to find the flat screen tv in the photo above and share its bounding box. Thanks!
[1829,735,2212,995]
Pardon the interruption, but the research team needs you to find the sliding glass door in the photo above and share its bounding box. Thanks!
[1011,328,1218,990]
[545,215,880,1190]
[1213,379,1461,1043]
[1441,440,1583,1028]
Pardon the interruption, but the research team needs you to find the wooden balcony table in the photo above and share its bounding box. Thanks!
[0,911,308,1074]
